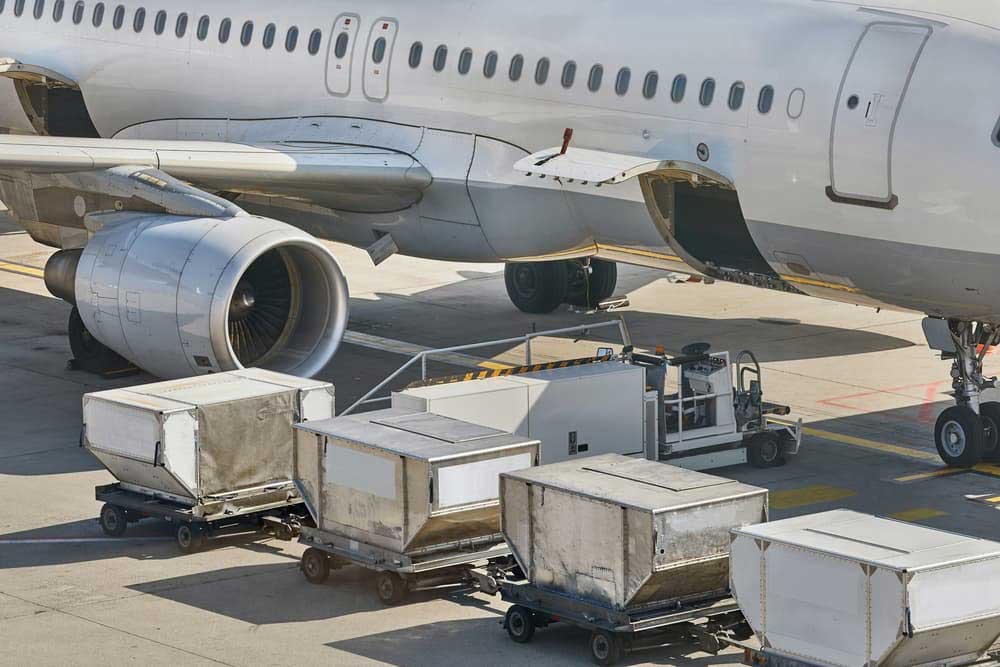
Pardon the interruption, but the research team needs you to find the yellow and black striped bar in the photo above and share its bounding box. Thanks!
[406,354,614,389]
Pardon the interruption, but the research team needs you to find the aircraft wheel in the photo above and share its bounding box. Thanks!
[566,259,618,308]
[68,307,124,373]
[505,261,568,314]
[935,405,983,467]
[979,402,1000,462]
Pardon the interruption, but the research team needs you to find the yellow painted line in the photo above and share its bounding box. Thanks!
[893,468,965,483]
[0,260,44,278]
[986,496,1000,504]
[890,508,948,522]
[478,360,513,370]
[803,426,941,462]
[780,274,859,294]
[770,485,856,510]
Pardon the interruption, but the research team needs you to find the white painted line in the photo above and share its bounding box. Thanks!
[342,330,492,370]
[0,537,173,544]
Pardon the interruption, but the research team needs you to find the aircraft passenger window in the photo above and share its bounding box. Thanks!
[0,1,5,13]
[153,9,165,34]
[196,15,208,40]
[132,6,144,31]
[174,12,186,38]
[561,61,576,89]
[373,37,388,65]
[72,1,84,25]
[699,78,715,106]
[615,67,631,96]
[535,57,550,85]
[13,0,23,16]
[588,64,603,92]
[240,20,253,46]
[670,74,686,102]
[457,48,472,75]
[642,71,658,99]
[91,2,102,26]
[433,45,448,72]
[53,0,63,21]
[307,29,321,55]
[333,31,349,58]
[285,26,298,52]
[728,81,745,110]
[757,85,773,114]
[509,54,523,81]
[263,23,275,49]
[111,3,124,28]
[408,41,422,68]
[218,17,231,42]
[483,50,497,78]
[33,0,44,19]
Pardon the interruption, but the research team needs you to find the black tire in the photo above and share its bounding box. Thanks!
[504,605,536,644]
[175,522,204,554]
[504,261,568,314]
[301,548,331,584]
[566,259,618,308]
[747,431,785,468]
[374,571,407,605]
[589,630,623,666]
[99,504,127,537]
[935,405,984,467]
[980,402,1000,462]
[68,307,124,373]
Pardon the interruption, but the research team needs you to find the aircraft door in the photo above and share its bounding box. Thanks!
[829,23,930,208]
[325,14,360,96]
[363,19,398,101]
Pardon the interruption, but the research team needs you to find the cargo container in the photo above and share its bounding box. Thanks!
[730,510,1000,667]
[392,362,653,464]
[498,454,766,664]
[293,408,539,604]
[83,369,334,551]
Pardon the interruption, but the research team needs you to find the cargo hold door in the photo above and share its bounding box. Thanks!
[828,23,931,208]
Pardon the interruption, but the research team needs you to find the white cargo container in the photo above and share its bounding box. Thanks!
[500,453,768,611]
[83,369,335,509]
[730,510,1000,667]
[294,408,540,556]
[392,362,652,464]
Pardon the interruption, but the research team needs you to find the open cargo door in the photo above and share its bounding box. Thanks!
[0,59,99,137]
[514,146,798,293]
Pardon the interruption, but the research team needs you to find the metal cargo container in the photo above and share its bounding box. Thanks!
[294,408,540,557]
[392,362,651,464]
[83,369,334,510]
[500,453,768,611]
[730,510,1000,667]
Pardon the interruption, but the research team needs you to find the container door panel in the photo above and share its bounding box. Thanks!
[325,14,360,96]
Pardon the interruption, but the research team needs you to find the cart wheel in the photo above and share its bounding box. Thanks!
[99,504,127,537]
[301,548,330,584]
[504,605,536,644]
[589,630,623,666]
[175,523,204,554]
[747,432,785,468]
[375,571,407,605]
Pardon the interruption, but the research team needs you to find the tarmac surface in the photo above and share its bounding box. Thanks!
[3,212,1000,666]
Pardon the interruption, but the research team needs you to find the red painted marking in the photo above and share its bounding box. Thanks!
[818,381,949,425]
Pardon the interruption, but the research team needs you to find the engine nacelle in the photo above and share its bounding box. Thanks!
[72,213,348,378]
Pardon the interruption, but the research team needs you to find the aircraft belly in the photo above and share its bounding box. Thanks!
[748,219,1000,320]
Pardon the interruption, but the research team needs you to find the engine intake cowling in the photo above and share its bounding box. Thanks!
[73,213,348,378]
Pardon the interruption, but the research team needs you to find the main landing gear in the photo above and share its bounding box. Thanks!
[67,307,132,376]
[504,259,617,314]
[931,320,1000,467]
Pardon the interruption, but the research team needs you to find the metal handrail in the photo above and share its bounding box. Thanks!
[341,318,632,415]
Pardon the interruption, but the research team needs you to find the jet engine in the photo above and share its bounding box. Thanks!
[47,213,348,379]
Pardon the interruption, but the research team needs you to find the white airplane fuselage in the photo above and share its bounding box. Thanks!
[3,0,1000,320]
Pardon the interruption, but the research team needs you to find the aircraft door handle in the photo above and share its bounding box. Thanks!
[864,93,883,127]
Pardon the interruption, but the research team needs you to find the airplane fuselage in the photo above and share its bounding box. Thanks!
[3,0,1000,320]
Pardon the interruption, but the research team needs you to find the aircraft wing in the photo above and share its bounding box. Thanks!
[0,134,432,213]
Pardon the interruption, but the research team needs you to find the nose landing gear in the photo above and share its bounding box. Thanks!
[929,320,1000,467]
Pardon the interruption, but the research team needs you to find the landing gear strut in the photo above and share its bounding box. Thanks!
[504,259,618,314]
[933,321,1000,467]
